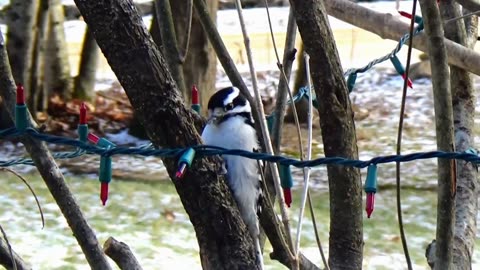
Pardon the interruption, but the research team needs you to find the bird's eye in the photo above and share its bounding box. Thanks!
[224,103,234,111]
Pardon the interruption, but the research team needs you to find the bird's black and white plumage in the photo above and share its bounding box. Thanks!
[201,86,263,269]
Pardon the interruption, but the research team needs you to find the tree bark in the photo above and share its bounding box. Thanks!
[419,0,456,269]
[5,0,37,88]
[73,27,99,101]
[45,0,73,101]
[324,0,480,76]
[439,2,478,269]
[103,237,143,270]
[290,0,363,269]
[170,0,217,109]
[0,33,112,270]
[72,0,259,269]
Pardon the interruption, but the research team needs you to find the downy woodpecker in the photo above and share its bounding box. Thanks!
[201,86,264,269]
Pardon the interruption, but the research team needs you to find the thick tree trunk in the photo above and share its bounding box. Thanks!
[73,0,259,269]
[73,27,98,101]
[439,2,478,269]
[45,0,73,101]
[290,0,363,269]
[5,0,37,88]
[419,0,456,269]
[170,0,217,109]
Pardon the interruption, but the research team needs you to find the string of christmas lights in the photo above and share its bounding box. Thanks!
[1,13,464,217]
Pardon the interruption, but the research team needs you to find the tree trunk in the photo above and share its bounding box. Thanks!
[439,2,478,269]
[73,0,259,269]
[419,0,456,269]
[45,0,73,101]
[5,0,37,88]
[29,0,49,113]
[170,0,217,109]
[153,0,187,95]
[290,0,363,269]
[73,27,99,101]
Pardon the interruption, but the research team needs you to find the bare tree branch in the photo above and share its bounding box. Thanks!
[103,237,143,270]
[456,0,480,13]
[0,237,31,270]
[0,31,112,270]
[440,1,479,269]
[418,0,456,268]
[325,0,480,76]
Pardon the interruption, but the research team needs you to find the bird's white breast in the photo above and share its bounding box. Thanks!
[201,115,260,229]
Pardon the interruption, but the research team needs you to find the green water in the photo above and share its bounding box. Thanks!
[0,171,478,269]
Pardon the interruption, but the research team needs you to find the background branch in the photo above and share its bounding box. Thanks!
[325,0,480,76]
[154,0,186,94]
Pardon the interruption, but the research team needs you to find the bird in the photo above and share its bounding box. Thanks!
[201,86,264,269]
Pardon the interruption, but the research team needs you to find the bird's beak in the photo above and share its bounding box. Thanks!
[207,112,224,125]
[207,115,216,124]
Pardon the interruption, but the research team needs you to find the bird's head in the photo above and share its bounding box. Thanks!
[206,86,252,125]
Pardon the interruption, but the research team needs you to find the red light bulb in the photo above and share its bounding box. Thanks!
[16,84,25,105]
[283,188,292,208]
[100,183,109,206]
[398,11,413,19]
[401,74,413,89]
[366,193,375,218]
[175,163,187,179]
[79,102,87,124]
[88,133,100,144]
[191,85,199,105]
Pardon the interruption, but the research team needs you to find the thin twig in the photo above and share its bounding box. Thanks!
[0,224,16,270]
[1,168,44,228]
[395,0,418,269]
[295,52,313,254]
[445,9,480,24]
[266,3,303,155]
[179,0,193,63]
[263,1,326,263]
[233,0,295,265]
[307,192,329,270]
